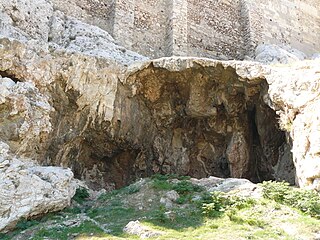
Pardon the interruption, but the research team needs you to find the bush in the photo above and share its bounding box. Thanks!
[151,175,198,193]
[151,174,191,181]
[202,191,256,218]
[73,187,90,204]
[152,178,174,191]
[260,181,320,219]
[15,219,39,231]
[172,180,203,195]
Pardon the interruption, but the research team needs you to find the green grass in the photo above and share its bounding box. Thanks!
[260,181,320,218]
[32,220,105,240]
[3,178,320,240]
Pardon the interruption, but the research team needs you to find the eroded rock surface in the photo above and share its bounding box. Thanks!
[265,60,320,190]
[0,142,76,232]
[0,0,319,197]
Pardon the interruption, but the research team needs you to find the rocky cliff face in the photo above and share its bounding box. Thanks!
[0,0,319,197]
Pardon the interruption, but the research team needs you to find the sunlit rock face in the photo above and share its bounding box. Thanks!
[0,34,292,190]
[0,142,77,233]
[0,0,319,192]
[265,60,320,191]
[40,58,290,190]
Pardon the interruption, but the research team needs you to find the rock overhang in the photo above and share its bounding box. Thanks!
[0,41,293,188]
[0,34,318,191]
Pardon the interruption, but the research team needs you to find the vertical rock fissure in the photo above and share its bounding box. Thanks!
[248,106,267,183]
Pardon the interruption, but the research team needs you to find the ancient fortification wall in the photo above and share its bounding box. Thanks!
[246,0,320,56]
[186,0,246,59]
[50,0,320,59]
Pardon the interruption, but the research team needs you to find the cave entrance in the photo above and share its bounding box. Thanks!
[47,62,295,190]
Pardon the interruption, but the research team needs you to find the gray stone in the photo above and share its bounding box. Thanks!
[255,44,306,64]
[123,220,162,238]
[0,143,77,232]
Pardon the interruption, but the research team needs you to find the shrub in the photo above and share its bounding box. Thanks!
[123,184,140,194]
[176,194,192,204]
[151,174,191,181]
[15,219,39,231]
[260,181,320,219]
[172,180,204,195]
[202,191,256,218]
[152,178,174,190]
[73,187,90,204]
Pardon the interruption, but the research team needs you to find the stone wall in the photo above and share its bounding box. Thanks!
[187,0,246,59]
[113,0,170,58]
[246,0,320,56]
[48,0,320,59]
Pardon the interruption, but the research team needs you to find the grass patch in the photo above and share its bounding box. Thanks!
[32,220,104,240]
[4,178,320,240]
[260,181,320,218]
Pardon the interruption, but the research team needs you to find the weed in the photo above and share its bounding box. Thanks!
[123,184,140,194]
[32,220,104,240]
[151,174,191,181]
[98,189,121,202]
[151,205,167,223]
[15,218,39,231]
[176,194,192,204]
[62,206,82,214]
[202,191,228,217]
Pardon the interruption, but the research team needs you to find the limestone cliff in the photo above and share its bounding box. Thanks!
[0,0,320,232]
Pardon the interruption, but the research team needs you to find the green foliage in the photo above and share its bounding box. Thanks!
[172,180,204,195]
[202,192,229,217]
[32,220,104,240]
[98,189,122,202]
[261,181,320,219]
[202,191,256,218]
[175,194,192,204]
[151,174,193,191]
[152,178,174,190]
[73,187,90,204]
[16,218,40,231]
[62,206,82,214]
[151,205,167,223]
[4,178,320,240]
[260,181,290,202]
[123,184,140,194]
[151,176,203,202]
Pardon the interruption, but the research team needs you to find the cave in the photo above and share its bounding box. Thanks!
[46,63,294,190]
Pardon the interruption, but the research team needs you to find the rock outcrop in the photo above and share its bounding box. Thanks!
[0,2,319,231]
[0,142,76,232]
[265,60,320,190]
[254,44,307,64]
[0,32,295,188]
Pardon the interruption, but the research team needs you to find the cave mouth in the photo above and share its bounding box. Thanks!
[47,63,295,190]
[77,99,291,190]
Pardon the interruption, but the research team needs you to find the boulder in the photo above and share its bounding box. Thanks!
[0,142,77,232]
[255,44,306,64]
[123,220,162,238]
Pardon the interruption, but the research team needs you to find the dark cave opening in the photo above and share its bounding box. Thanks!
[248,106,276,183]
[0,70,22,83]
[46,64,294,190]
